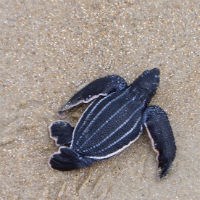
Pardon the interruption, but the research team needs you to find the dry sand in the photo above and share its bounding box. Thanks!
[0,0,200,199]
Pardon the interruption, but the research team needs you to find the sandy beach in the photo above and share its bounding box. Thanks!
[0,1,200,199]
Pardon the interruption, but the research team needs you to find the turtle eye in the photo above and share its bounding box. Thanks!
[143,70,149,75]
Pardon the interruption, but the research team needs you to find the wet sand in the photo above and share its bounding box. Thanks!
[0,1,200,199]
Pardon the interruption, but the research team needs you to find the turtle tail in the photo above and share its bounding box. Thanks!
[49,147,93,171]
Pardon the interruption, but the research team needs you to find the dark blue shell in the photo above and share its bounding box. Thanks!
[70,88,147,159]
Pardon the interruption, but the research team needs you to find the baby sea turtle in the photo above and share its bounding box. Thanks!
[49,68,176,178]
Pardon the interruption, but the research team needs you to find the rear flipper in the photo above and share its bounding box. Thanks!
[49,121,74,146]
[143,106,176,178]
[58,75,127,114]
[49,147,94,171]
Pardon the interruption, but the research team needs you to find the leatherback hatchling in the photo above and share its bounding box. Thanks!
[49,68,176,178]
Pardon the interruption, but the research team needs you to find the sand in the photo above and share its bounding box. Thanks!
[0,0,200,199]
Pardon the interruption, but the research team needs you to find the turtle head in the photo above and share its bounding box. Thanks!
[132,68,160,98]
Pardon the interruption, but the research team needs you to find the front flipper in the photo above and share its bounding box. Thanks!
[49,120,74,146]
[58,75,127,114]
[143,106,176,178]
